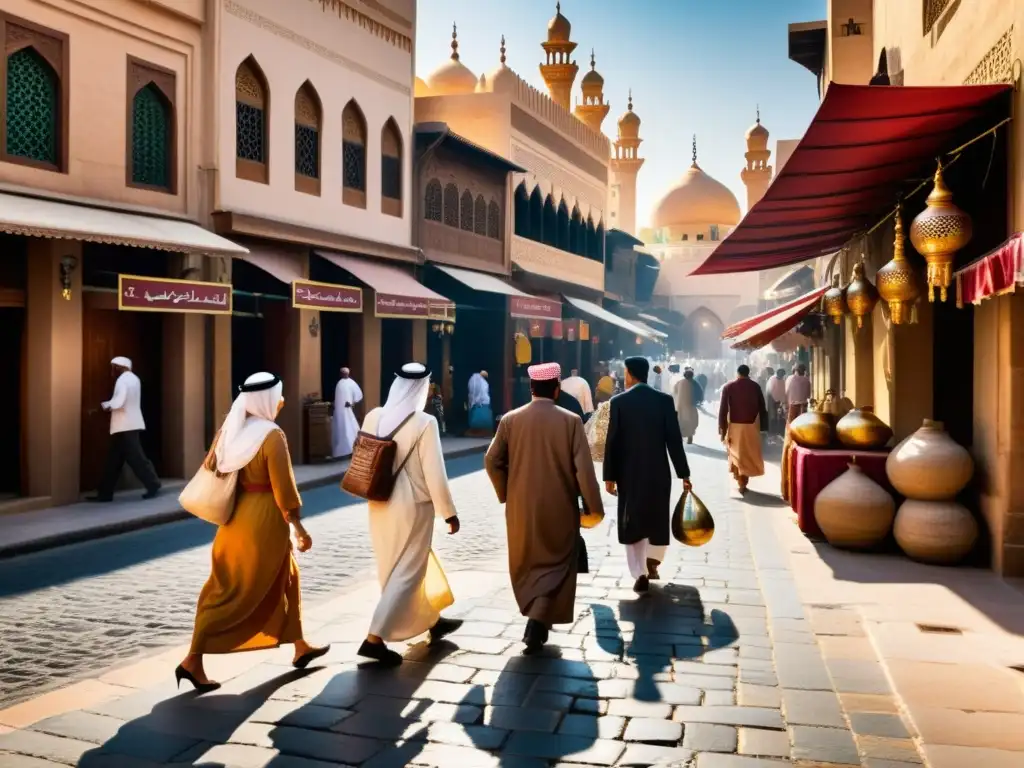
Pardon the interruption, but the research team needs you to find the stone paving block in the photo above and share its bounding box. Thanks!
[230,721,383,764]
[738,645,774,661]
[650,683,704,705]
[737,684,781,709]
[736,669,779,687]
[617,743,694,766]
[570,698,607,715]
[557,714,625,740]
[483,704,562,733]
[363,740,501,768]
[448,636,514,655]
[682,722,737,752]
[622,717,684,744]
[789,725,860,765]
[673,661,737,678]
[458,622,511,638]
[333,711,424,741]
[522,691,574,711]
[737,726,790,757]
[696,753,791,766]
[674,674,736,691]
[353,694,482,724]
[672,705,785,730]
[702,690,736,706]
[837,693,899,714]
[0,755,70,768]
[502,731,625,765]
[28,711,123,744]
[781,689,846,727]
[425,721,510,750]
[702,648,740,666]
[534,677,600,699]
[855,734,923,763]
[848,712,912,739]
[606,699,673,719]
[0,730,94,764]
[922,744,1024,768]
[249,700,352,730]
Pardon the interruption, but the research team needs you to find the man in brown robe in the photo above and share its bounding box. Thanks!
[719,364,769,494]
[485,362,604,653]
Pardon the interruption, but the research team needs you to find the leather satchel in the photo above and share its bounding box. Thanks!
[341,413,417,502]
[179,465,238,525]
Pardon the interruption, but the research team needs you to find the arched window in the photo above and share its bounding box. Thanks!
[460,189,474,232]
[424,179,442,222]
[542,196,557,247]
[474,195,487,236]
[710,224,720,241]
[487,200,501,239]
[443,183,459,228]
[129,68,174,192]
[570,206,582,254]
[514,183,529,237]
[235,57,268,182]
[4,45,61,169]
[380,117,402,216]
[556,199,570,252]
[528,187,543,241]
[294,81,321,195]
[342,100,367,207]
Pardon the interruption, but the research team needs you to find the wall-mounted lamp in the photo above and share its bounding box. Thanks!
[59,255,78,300]
[431,322,455,336]
[308,315,320,337]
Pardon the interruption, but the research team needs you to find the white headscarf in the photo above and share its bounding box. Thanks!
[376,362,432,437]
[214,372,285,473]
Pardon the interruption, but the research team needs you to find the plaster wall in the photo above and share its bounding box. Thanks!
[775,139,800,172]
[651,241,760,327]
[216,0,415,248]
[828,0,875,87]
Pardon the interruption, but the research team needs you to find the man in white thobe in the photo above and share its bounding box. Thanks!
[673,368,700,444]
[89,356,161,502]
[560,368,594,415]
[467,370,492,433]
[332,367,362,458]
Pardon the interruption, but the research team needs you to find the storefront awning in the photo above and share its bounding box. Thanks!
[0,191,248,255]
[722,287,825,339]
[633,320,668,339]
[564,295,658,340]
[237,248,302,284]
[764,264,815,301]
[638,312,671,327]
[315,251,454,319]
[729,287,826,351]
[692,83,1013,276]
[954,233,1024,307]
[432,264,532,297]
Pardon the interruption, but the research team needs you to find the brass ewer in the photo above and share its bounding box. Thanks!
[876,205,921,325]
[672,489,715,547]
[835,406,893,450]
[789,399,835,448]
[845,259,878,329]
[910,160,973,303]
[822,273,846,325]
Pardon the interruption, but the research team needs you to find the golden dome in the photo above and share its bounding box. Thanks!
[652,137,741,228]
[581,51,603,90]
[414,77,431,97]
[548,2,571,43]
[426,23,477,96]
[745,107,769,148]
[617,90,640,138]
[489,35,518,93]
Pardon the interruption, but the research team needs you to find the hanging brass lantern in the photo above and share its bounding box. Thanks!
[822,272,846,324]
[909,160,973,302]
[845,259,878,329]
[876,205,921,325]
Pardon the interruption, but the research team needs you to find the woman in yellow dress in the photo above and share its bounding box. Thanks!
[176,372,328,692]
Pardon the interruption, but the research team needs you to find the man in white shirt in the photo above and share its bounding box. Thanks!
[560,368,594,415]
[89,356,161,502]
[784,363,812,424]
[331,367,362,458]
[766,368,788,434]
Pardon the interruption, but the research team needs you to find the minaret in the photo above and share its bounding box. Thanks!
[741,106,773,210]
[574,51,610,132]
[539,2,578,111]
[609,90,644,237]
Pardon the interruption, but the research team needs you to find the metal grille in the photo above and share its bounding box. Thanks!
[487,201,500,239]
[131,85,170,188]
[343,141,365,190]
[424,179,442,221]
[474,196,487,236]
[235,102,265,162]
[5,47,57,164]
[295,124,319,178]
[443,183,458,228]
[460,190,474,232]
[381,154,401,199]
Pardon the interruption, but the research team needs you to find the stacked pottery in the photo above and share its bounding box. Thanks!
[886,419,977,564]
[815,462,895,549]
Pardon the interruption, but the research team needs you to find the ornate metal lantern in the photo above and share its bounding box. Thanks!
[822,273,846,325]
[909,160,973,302]
[876,205,921,325]
[845,259,878,329]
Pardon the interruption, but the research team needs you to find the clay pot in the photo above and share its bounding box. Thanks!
[886,419,973,500]
[836,406,893,450]
[789,408,834,448]
[815,463,895,549]
[893,499,978,565]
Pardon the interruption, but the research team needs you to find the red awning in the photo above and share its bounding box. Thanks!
[722,286,827,339]
[693,83,1012,276]
[729,287,826,351]
[955,233,1024,307]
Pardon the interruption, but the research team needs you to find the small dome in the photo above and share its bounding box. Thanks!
[489,36,518,93]
[746,120,769,141]
[427,23,477,96]
[414,77,431,97]
[652,163,742,229]
[617,91,640,138]
[581,51,603,91]
[548,2,571,42]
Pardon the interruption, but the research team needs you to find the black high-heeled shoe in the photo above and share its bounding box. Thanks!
[175,665,221,693]
[293,645,331,669]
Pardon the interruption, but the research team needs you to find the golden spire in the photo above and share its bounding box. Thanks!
[500,34,506,65]
[628,88,633,111]
[590,49,595,70]
[692,134,698,165]
[451,22,460,61]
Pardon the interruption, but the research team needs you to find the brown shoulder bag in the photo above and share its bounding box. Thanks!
[340,413,418,502]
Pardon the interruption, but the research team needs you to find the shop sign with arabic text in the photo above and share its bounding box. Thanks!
[292,280,362,312]
[509,295,562,321]
[376,293,455,321]
[118,275,231,315]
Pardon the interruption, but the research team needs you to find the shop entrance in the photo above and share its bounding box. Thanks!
[380,318,412,403]
[230,259,291,393]
[0,235,26,497]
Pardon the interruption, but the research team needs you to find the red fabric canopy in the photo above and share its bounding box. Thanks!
[693,83,1012,276]
[955,233,1024,307]
[721,286,826,339]
[730,287,826,351]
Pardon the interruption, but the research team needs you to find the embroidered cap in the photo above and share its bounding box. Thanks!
[111,356,133,370]
[527,362,561,381]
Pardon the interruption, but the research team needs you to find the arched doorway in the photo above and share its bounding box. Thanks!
[681,306,725,358]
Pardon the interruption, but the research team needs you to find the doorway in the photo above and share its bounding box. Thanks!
[380,318,412,403]
[0,308,24,496]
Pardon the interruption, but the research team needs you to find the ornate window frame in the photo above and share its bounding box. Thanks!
[380,116,402,218]
[125,55,176,194]
[235,56,270,184]
[294,80,322,196]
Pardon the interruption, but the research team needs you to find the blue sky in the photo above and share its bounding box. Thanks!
[415,0,825,228]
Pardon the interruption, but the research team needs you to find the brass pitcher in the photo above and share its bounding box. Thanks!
[672,488,715,547]
[836,406,893,450]
[789,400,834,448]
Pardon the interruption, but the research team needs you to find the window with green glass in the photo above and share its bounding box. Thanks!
[131,84,171,189]
[5,47,58,165]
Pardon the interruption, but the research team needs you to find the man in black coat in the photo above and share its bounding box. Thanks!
[603,356,690,593]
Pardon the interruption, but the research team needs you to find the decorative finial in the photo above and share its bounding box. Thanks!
[692,135,698,164]
[451,22,459,61]
[556,1,561,12]
[756,104,760,123]
[500,35,506,65]
[627,88,633,111]
[590,49,596,70]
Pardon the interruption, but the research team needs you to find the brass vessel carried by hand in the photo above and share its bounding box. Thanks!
[835,406,893,450]
[672,488,715,547]
[789,399,834,448]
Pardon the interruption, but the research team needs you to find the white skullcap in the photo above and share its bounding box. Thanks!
[111,356,132,370]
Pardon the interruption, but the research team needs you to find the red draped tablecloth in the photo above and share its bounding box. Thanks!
[789,445,892,537]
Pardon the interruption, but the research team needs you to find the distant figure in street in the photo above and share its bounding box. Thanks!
[719,364,769,494]
[332,367,362,458]
[672,368,700,444]
[467,370,493,434]
[767,368,787,434]
[663,363,682,396]
[485,362,603,653]
[89,356,161,502]
[428,382,446,434]
[359,363,462,665]
[785,363,812,423]
[604,356,690,593]
[561,368,594,415]
[179,372,326,692]
[595,370,616,404]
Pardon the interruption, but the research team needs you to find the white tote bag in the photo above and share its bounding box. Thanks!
[179,465,238,525]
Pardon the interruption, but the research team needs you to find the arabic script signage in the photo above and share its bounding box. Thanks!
[118,275,231,315]
[509,295,562,321]
[292,280,362,312]
[375,293,456,321]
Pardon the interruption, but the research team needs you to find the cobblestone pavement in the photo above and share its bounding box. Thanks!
[0,455,506,709]
[0,417,928,767]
